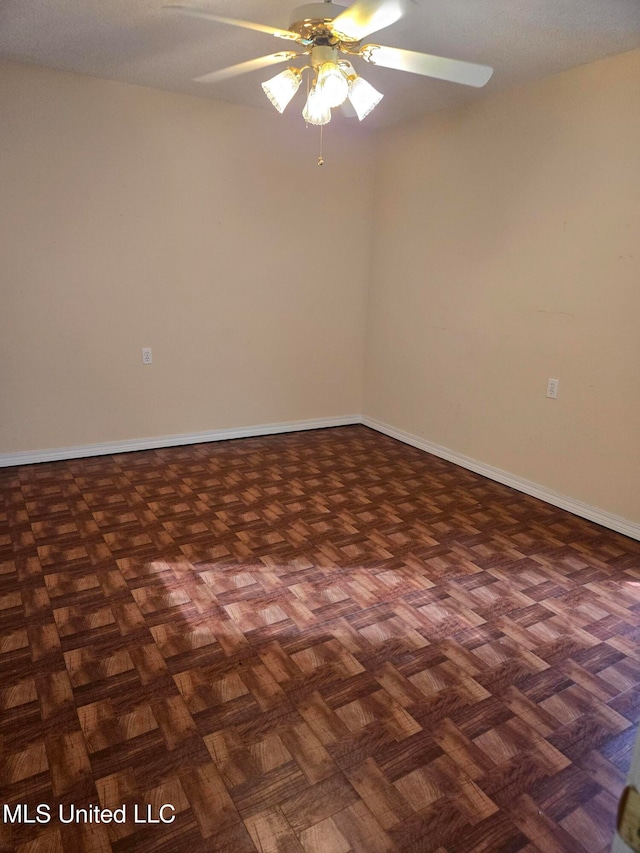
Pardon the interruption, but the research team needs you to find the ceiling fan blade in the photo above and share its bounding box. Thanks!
[194,52,299,84]
[165,5,300,42]
[331,0,407,41]
[360,44,493,87]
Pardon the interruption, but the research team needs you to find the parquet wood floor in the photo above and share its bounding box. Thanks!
[1,425,639,852]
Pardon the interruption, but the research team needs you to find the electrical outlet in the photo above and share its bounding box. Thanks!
[546,378,559,399]
[142,348,152,365]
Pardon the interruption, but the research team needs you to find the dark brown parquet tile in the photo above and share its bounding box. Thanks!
[1,425,639,852]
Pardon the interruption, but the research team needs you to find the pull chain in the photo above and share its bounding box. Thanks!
[318,125,324,166]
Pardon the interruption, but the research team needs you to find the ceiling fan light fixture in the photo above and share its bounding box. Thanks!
[170,0,495,146]
[316,61,349,108]
[261,67,303,113]
[302,85,332,126]
[347,75,383,120]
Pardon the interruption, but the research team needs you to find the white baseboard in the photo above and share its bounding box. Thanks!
[0,415,360,468]
[362,415,640,542]
[3,412,637,543]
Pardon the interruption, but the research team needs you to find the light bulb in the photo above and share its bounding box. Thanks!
[316,62,349,108]
[261,67,302,113]
[302,86,331,126]
[347,75,384,121]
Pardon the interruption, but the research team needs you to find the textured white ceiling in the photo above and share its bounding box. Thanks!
[1,0,639,127]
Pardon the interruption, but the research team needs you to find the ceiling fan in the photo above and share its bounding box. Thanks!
[165,0,493,126]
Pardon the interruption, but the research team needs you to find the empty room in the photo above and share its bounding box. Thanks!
[1,1,639,851]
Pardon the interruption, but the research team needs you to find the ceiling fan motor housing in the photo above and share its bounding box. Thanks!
[288,2,351,43]
[289,2,347,25]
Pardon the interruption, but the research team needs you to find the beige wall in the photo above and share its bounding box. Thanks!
[365,49,640,524]
[0,61,373,452]
[2,52,638,526]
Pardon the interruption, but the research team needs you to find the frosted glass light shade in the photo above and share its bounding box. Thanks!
[316,62,349,108]
[347,76,384,121]
[302,86,331,126]
[261,68,302,113]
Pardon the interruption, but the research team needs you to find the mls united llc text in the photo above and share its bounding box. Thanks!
[3,804,176,825]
